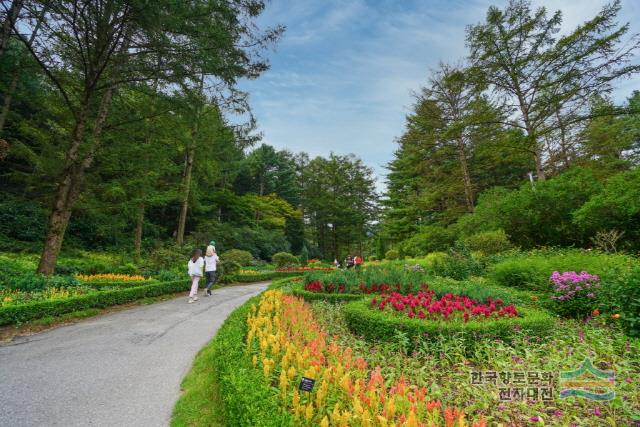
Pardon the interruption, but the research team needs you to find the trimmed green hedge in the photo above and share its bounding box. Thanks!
[344,298,555,346]
[177,293,295,426]
[231,271,302,283]
[290,282,363,302]
[79,279,158,290]
[0,280,188,325]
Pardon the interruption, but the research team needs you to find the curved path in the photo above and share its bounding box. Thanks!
[0,282,269,427]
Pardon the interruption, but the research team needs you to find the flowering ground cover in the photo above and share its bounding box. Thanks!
[75,273,149,282]
[276,267,335,272]
[310,300,640,426]
[246,289,487,426]
[371,289,518,322]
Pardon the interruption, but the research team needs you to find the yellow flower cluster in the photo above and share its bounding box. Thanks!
[239,270,262,275]
[246,290,486,427]
[75,273,147,282]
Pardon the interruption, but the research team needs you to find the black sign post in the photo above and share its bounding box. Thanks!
[299,377,315,393]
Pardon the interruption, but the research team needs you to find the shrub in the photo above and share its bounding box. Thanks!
[431,243,483,280]
[597,265,640,337]
[271,252,298,267]
[344,298,554,348]
[385,249,399,260]
[221,249,255,267]
[145,246,186,274]
[462,229,513,255]
[487,249,633,291]
[400,225,456,256]
[367,255,377,262]
[547,271,601,318]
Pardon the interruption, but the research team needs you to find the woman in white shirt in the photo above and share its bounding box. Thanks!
[187,248,204,303]
[204,245,219,296]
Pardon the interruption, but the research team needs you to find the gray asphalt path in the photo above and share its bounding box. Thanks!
[0,282,269,427]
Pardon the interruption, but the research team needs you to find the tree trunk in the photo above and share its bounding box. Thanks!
[0,0,22,58]
[457,137,474,212]
[0,5,45,133]
[134,204,144,260]
[0,72,17,132]
[533,146,545,181]
[37,88,114,274]
[176,147,194,245]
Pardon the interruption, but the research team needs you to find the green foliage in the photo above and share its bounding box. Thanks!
[290,282,363,302]
[431,243,484,280]
[231,271,301,283]
[299,245,309,265]
[181,295,295,427]
[487,249,634,291]
[0,280,188,325]
[400,225,456,257]
[597,265,640,337]
[385,249,399,260]
[461,229,513,255]
[344,299,554,350]
[457,169,603,248]
[220,249,254,267]
[143,246,187,275]
[271,252,299,267]
[573,168,640,250]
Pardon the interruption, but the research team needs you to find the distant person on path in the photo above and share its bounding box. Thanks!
[187,248,204,303]
[354,255,362,270]
[204,245,219,296]
[345,255,354,269]
[334,258,340,268]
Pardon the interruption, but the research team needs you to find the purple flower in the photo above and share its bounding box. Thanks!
[592,407,602,417]
[530,416,540,422]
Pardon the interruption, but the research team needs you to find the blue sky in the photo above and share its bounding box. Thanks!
[237,0,640,189]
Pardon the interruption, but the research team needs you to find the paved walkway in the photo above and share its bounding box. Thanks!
[0,282,269,427]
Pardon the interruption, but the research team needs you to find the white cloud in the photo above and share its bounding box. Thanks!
[237,0,640,191]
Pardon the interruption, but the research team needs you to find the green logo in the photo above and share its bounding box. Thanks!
[559,359,615,401]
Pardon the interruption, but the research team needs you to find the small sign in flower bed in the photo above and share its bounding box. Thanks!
[345,288,554,348]
[245,290,487,426]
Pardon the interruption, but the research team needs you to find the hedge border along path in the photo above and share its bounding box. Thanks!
[231,270,303,283]
[172,279,296,427]
[78,279,158,290]
[0,280,189,325]
[343,297,555,347]
[289,281,363,302]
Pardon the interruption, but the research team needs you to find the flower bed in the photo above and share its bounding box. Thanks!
[291,282,363,303]
[276,267,335,272]
[246,289,486,426]
[0,280,188,325]
[344,296,554,348]
[75,273,149,282]
[548,271,601,318]
[372,288,518,322]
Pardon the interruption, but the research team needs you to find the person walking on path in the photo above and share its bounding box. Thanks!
[204,245,219,296]
[187,248,204,303]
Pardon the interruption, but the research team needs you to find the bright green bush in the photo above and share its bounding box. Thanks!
[597,265,640,337]
[462,229,513,255]
[0,280,188,325]
[385,249,399,260]
[344,299,554,348]
[221,249,255,267]
[431,243,484,280]
[271,252,299,267]
[400,225,456,257]
[487,249,634,291]
[573,168,640,251]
